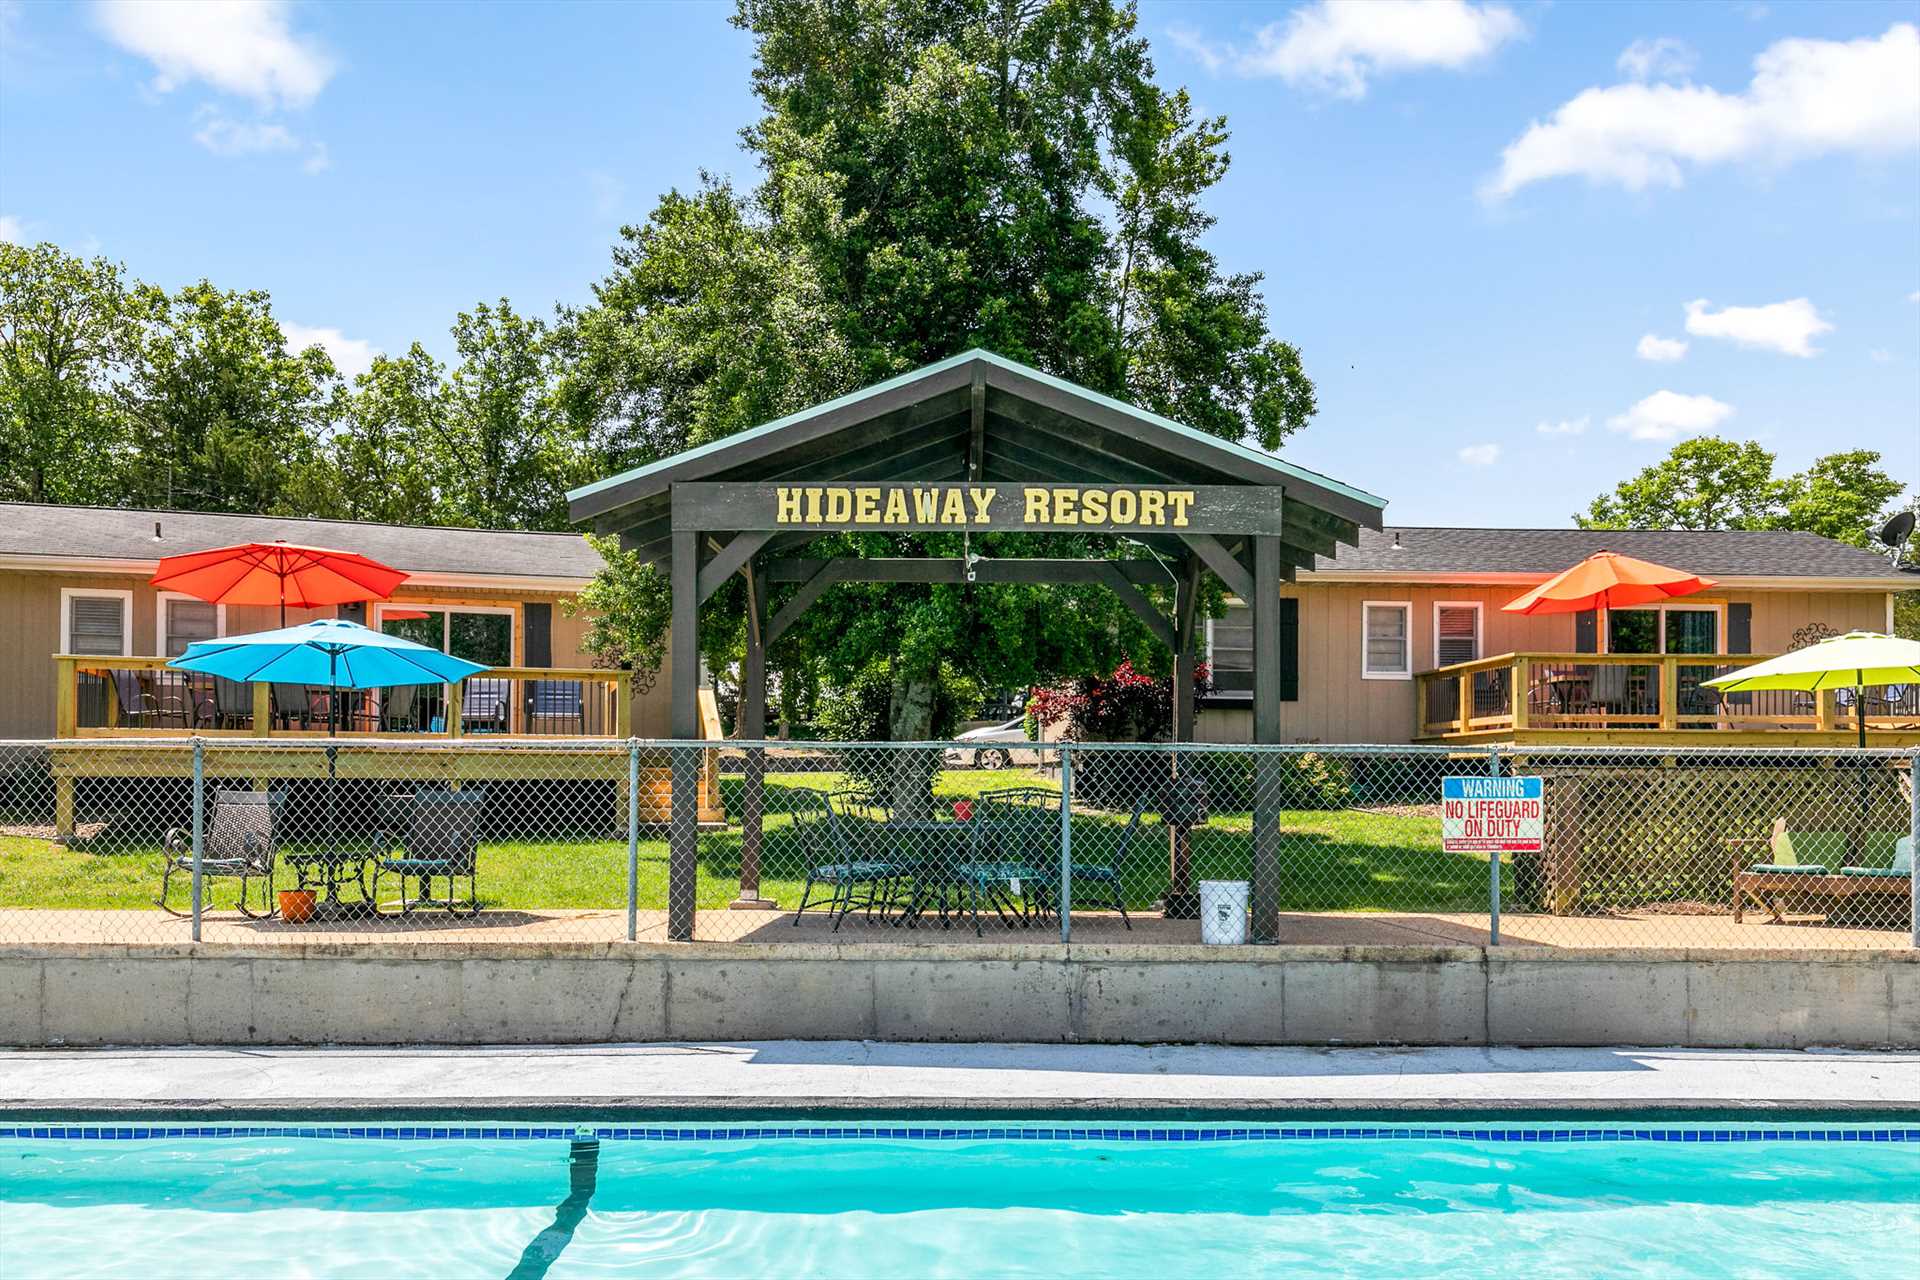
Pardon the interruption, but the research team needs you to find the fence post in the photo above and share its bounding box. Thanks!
[1058,744,1073,944]
[1486,744,1501,947]
[1909,749,1918,951]
[190,737,205,943]
[667,741,697,941]
[627,738,641,943]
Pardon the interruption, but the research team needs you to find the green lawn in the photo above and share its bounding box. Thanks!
[0,768,1482,914]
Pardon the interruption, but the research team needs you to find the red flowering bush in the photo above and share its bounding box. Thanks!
[1027,661,1212,742]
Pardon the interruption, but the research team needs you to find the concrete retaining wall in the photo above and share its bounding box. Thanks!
[2,944,1913,1049]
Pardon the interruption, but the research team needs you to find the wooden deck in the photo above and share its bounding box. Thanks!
[1414,651,1920,745]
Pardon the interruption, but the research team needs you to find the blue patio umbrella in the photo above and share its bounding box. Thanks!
[170,618,488,713]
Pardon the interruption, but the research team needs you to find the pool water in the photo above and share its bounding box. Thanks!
[1,1123,1915,1279]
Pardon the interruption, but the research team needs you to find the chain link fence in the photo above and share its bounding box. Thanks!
[0,738,1913,949]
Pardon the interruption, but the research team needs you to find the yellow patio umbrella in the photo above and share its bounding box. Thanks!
[1703,631,1920,748]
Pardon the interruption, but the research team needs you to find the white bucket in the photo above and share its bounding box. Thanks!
[1198,880,1249,945]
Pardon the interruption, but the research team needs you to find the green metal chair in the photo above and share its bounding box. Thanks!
[790,790,907,930]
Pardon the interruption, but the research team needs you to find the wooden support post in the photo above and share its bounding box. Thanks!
[1658,657,1678,731]
[54,775,75,844]
[1456,672,1472,735]
[732,558,776,910]
[668,528,699,941]
[252,681,272,737]
[1816,689,1836,732]
[1165,556,1201,918]
[613,671,633,738]
[54,659,77,738]
[1250,534,1284,943]
[446,680,464,738]
[1510,658,1530,732]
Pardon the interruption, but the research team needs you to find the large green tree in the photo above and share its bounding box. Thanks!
[323,344,447,526]
[568,0,1311,738]
[0,242,138,504]
[1577,438,1782,531]
[119,281,341,514]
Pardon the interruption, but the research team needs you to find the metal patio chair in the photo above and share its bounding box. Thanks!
[369,789,487,917]
[970,786,1134,931]
[461,678,512,734]
[790,789,906,930]
[157,789,285,918]
[209,676,254,730]
[528,679,586,735]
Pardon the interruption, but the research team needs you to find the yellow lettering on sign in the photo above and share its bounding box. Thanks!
[824,488,852,523]
[1167,490,1196,528]
[1024,487,1050,523]
[1080,490,1109,524]
[777,488,802,524]
[1109,489,1137,524]
[883,488,908,524]
[913,488,940,523]
[1139,490,1166,526]
[802,488,823,522]
[942,487,967,525]
[968,487,996,523]
[1052,488,1080,525]
[854,487,880,523]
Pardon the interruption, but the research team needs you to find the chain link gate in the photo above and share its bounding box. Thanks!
[0,738,1913,949]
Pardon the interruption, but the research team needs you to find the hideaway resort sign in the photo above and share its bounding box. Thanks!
[670,483,1283,534]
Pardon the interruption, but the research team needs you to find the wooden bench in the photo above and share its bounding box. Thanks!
[1730,820,1912,924]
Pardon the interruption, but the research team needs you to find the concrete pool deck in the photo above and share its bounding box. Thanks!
[2,1042,1916,1117]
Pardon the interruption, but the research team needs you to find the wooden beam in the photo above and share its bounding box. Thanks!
[1179,533,1254,600]
[763,557,1169,585]
[968,367,986,481]
[696,531,774,603]
[765,558,844,644]
[1098,565,1176,648]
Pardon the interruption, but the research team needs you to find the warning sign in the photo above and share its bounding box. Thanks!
[1442,776,1544,853]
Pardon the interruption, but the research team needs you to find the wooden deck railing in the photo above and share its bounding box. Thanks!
[53,655,632,739]
[1414,652,1920,742]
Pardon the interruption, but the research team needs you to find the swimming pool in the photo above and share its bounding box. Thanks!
[2,1121,1915,1278]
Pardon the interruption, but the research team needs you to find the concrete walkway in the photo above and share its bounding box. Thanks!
[3,1043,1916,1115]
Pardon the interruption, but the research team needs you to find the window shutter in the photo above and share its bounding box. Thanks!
[524,602,553,668]
[68,596,125,656]
[1279,597,1299,703]
[1574,609,1597,653]
[1727,603,1751,654]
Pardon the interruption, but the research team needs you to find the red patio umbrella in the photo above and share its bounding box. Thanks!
[1502,550,1715,615]
[151,541,410,627]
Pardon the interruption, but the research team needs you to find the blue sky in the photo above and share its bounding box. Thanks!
[2,0,1915,527]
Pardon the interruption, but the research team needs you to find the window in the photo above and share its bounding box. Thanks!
[1206,604,1254,695]
[1433,602,1481,668]
[156,593,222,657]
[1361,601,1411,679]
[60,589,131,656]
[1606,604,1719,655]
[376,605,514,667]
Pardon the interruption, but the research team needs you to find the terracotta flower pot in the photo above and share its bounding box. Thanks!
[278,889,317,923]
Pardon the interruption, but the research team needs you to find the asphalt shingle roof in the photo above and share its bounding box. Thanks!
[0,505,1909,583]
[1315,526,1913,579]
[0,504,605,580]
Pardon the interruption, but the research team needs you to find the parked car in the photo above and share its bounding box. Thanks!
[946,718,1032,769]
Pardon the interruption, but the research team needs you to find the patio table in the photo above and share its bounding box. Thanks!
[880,820,1046,932]
[284,844,375,917]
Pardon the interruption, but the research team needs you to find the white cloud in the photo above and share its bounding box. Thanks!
[1164,25,1226,75]
[1869,348,1893,363]
[1617,37,1696,83]
[283,322,376,380]
[1635,333,1689,362]
[1195,0,1522,98]
[1683,297,1832,357]
[1457,442,1502,466]
[1607,390,1735,442]
[192,109,328,172]
[0,213,21,243]
[1908,290,1920,303]
[1534,416,1589,436]
[1486,23,1920,199]
[94,0,333,110]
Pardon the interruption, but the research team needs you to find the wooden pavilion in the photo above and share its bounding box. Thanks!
[567,350,1387,940]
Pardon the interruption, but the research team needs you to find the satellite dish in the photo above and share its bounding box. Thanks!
[1877,510,1915,565]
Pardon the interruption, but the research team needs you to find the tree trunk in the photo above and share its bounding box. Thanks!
[887,663,939,820]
